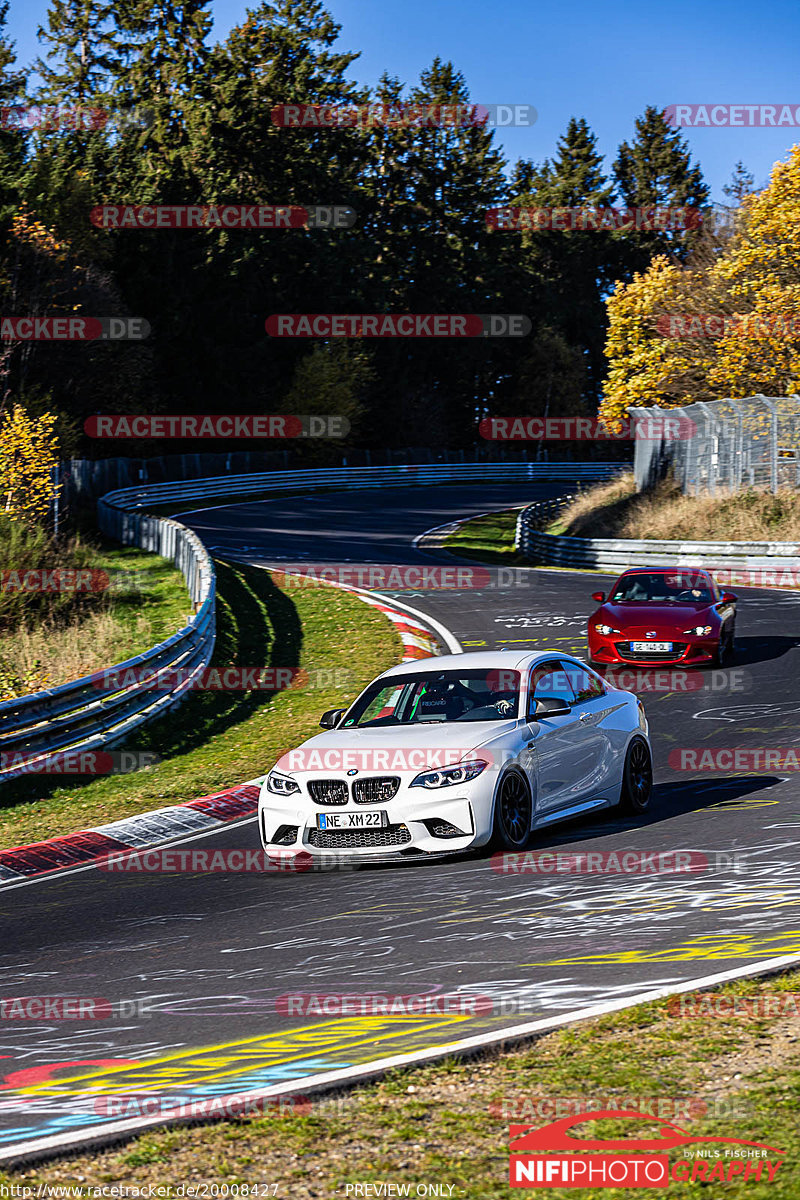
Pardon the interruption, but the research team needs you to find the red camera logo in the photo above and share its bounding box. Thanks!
[509,1111,785,1188]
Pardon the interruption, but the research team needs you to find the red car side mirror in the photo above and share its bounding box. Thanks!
[721,591,737,604]
[591,591,605,603]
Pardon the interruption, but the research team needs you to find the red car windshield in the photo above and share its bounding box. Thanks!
[610,574,714,604]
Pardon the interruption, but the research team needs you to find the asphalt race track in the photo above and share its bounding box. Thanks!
[4,481,800,1156]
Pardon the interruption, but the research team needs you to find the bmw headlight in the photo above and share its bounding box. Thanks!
[265,772,300,796]
[410,761,488,789]
[594,624,620,636]
[683,625,712,636]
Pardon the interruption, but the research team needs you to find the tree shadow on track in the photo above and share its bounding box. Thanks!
[537,774,785,846]
[730,635,800,666]
[321,775,786,874]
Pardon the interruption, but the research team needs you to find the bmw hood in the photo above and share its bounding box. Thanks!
[273,721,518,775]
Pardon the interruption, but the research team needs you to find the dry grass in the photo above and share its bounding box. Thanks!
[547,474,638,537]
[555,474,800,542]
[0,607,152,692]
[0,545,191,700]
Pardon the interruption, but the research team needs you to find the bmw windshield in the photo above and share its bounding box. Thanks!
[342,669,521,727]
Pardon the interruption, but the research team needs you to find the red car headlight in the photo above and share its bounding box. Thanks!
[683,624,713,636]
[594,624,621,636]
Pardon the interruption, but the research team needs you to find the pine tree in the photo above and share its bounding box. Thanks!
[0,2,27,225]
[361,57,509,445]
[613,105,709,269]
[111,0,213,192]
[509,118,614,405]
[723,161,755,203]
[34,0,116,106]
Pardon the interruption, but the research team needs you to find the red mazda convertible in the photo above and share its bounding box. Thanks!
[587,568,736,668]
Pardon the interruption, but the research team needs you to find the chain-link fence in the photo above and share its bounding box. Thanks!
[631,395,800,494]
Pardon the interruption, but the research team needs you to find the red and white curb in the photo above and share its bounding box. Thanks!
[354,592,442,659]
[0,781,263,887]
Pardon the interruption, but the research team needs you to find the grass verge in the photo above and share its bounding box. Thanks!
[442,508,528,567]
[0,561,402,848]
[6,969,800,1196]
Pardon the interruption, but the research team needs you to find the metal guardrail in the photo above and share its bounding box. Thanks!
[98,461,626,513]
[515,498,800,575]
[0,517,215,783]
[1,461,625,783]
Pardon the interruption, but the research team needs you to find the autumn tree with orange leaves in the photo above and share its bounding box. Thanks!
[600,145,800,425]
[0,402,59,524]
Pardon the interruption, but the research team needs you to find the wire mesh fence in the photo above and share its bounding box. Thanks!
[631,395,800,494]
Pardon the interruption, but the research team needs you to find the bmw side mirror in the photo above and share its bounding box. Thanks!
[319,708,345,729]
[592,591,605,603]
[531,697,572,718]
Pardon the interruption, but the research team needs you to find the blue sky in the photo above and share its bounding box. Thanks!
[7,0,800,201]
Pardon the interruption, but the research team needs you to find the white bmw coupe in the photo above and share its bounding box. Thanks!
[258,650,652,861]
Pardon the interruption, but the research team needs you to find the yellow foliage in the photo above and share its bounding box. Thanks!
[0,405,60,525]
[11,208,70,263]
[601,144,800,422]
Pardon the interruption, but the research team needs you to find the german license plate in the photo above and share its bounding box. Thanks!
[317,811,388,830]
[631,641,672,652]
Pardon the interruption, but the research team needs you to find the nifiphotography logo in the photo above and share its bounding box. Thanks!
[508,1110,786,1188]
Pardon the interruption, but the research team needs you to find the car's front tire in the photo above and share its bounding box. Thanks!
[619,736,653,814]
[714,626,735,667]
[490,769,533,850]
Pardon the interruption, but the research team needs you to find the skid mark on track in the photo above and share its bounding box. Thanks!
[525,930,800,966]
